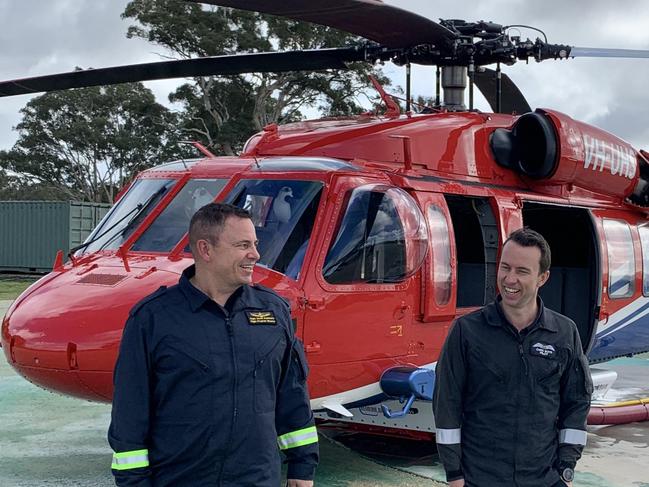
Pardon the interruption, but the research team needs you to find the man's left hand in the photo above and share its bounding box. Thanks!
[287,479,313,487]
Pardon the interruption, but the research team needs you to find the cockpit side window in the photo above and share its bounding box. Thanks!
[227,179,324,279]
[132,179,227,252]
[323,185,427,285]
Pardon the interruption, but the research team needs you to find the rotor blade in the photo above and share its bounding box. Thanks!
[570,46,649,59]
[0,48,365,98]
[188,0,457,48]
[474,68,531,114]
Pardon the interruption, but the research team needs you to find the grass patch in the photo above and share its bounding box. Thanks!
[0,279,39,300]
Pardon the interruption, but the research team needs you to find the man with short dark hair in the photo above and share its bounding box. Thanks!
[109,202,318,486]
[433,227,592,487]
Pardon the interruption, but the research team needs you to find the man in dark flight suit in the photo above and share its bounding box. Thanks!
[109,202,318,486]
[434,228,592,487]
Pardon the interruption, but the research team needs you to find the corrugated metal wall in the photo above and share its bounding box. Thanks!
[0,201,110,273]
[69,202,110,248]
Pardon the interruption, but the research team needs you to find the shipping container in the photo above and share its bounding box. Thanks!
[0,201,110,273]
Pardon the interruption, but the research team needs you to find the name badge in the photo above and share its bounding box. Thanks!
[246,311,277,325]
[530,342,556,358]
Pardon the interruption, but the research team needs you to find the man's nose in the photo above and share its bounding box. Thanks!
[249,244,261,260]
[503,271,516,283]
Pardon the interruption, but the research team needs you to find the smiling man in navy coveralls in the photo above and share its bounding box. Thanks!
[433,228,593,487]
[108,203,318,486]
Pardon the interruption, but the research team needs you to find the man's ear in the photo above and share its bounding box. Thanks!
[537,270,550,288]
[195,239,212,262]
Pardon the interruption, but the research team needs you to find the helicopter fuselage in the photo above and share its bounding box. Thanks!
[3,109,649,434]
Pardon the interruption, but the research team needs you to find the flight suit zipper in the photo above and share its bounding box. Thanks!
[218,313,238,484]
[512,331,529,487]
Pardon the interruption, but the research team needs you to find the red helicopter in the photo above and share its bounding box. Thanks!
[3,0,649,435]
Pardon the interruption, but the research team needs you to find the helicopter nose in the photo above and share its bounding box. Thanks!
[1,258,183,401]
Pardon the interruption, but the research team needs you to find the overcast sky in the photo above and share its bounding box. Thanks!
[1,0,649,151]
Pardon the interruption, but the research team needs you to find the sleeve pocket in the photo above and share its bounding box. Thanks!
[291,339,309,383]
[578,353,594,395]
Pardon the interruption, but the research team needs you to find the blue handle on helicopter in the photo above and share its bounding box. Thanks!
[381,394,416,418]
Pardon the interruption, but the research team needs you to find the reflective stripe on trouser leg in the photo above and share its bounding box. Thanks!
[277,426,318,450]
[111,449,150,470]
[559,428,587,445]
[436,428,461,444]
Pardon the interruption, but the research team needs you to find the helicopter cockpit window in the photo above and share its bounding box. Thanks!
[132,179,227,252]
[323,185,428,285]
[226,179,323,279]
[603,219,635,299]
[81,178,175,254]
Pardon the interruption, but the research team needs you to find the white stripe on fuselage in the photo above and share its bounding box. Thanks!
[597,296,649,338]
[310,362,437,410]
[312,297,649,412]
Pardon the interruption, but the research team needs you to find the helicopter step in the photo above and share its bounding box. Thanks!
[379,366,436,419]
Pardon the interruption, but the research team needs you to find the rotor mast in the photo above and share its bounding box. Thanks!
[441,66,468,111]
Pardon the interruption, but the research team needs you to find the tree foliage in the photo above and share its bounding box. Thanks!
[123,0,390,155]
[0,83,189,203]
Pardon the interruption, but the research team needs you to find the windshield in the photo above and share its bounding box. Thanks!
[82,178,175,253]
[227,179,324,279]
[132,179,227,252]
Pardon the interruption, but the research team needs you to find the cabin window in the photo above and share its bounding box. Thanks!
[603,219,635,299]
[427,206,452,305]
[132,179,227,252]
[81,178,175,253]
[323,185,427,285]
[638,224,649,295]
[227,179,323,279]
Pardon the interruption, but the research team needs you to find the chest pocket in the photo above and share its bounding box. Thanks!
[154,337,214,420]
[253,332,287,414]
[468,346,507,385]
[157,337,212,373]
[528,341,564,390]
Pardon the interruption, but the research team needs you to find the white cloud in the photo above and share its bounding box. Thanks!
[1,0,648,151]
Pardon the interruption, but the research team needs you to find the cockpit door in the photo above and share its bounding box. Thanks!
[300,176,428,403]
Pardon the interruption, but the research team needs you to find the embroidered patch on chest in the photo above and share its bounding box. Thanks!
[530,342,556,358]
[246,311,277,325]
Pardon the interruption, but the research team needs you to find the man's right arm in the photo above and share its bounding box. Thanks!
[107,311,153,487]
[433,320,466,484]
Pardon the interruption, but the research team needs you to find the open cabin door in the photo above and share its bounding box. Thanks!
[522,203,600,354]
[443,195,521,310]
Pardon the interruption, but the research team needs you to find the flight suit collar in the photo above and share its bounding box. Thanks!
[179,264,266,312]
[179,265,211,312]
[484,296,558,333]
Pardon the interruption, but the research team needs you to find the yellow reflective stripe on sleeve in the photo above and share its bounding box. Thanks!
[111,449,150,471]
[277,425,318,450]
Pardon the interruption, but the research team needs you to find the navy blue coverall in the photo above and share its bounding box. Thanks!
[108,265,318,486]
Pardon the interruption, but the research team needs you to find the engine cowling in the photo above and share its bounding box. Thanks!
[490,108,649,205]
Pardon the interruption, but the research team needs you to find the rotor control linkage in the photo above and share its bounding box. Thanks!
[379,366,436,419]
